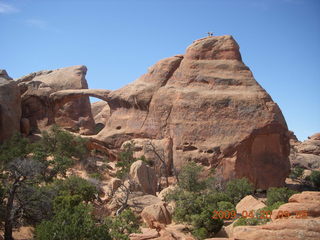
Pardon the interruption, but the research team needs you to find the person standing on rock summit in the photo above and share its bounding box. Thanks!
[207,32,213,36]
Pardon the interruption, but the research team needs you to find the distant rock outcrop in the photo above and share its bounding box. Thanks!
[0,70,21,142]
[290,132,320,170]
[94,35,290,189]
[16,65,95,134]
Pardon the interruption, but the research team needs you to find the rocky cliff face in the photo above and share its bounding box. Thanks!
[16,65,95,134]
[95,35,290,189]
[0,70,21,142]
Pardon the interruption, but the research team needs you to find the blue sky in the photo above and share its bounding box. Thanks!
[0,0,319,141]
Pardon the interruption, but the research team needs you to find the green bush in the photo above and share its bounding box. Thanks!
[0,133,29,169]
[225,178,254,204]
[178,162,207,192]
[289,167,304,179]
[105,209,141,240]
[35,195,110,240]
[308,171,320,189]
[167,190,228,239]
[266,187,297,206]
[53,176,98,203]
[33,125,87,160]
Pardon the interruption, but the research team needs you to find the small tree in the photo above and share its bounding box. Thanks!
[178,162,207,192]
[225,178,254,204]
[35,195,111,240]
[105,209,140,240]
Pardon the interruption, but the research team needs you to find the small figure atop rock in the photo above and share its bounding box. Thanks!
[207,31,213,36]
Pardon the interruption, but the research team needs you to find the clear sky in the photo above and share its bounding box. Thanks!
[1,0,319,141]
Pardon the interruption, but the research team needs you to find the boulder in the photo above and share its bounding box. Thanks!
[289,191,320,203]
[236,195,266,215]
[141,202,172,228]
[130,160,158,195]
[0,69,21,142]
[16,65,95,134]
[95,36,290,189]
[128,195,162,214]
[158,186,176,201]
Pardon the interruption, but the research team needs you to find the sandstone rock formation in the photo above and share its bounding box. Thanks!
[16,65,95,134]
[290,133,320,170]
[94,35,290,189]
[123,138,173,178]
[272,191,320,220]
[130,160,158,195]
[0,70,21,142]
[91,101,110,125]
[141,202,172,228]
[233,218,320,240]
[232,191,320,240]
[128,194,162,213]
[236,195,266,215]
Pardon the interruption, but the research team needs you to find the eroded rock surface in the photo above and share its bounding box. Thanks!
[290,133,320,170]
[130,160,158,195]
[95,36,290,189]
[91,101,110,125]
[16,65,95,134]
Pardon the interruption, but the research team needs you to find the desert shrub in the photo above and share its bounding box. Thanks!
[266,187,297,206]
[307,171,320,189]
[178,162,207,192]
[167,189,229,239]
[53,176,98,203]
[0,133,30,169]
[33,125,87,160]
[105,209,141,240]
[225,178,254,204]
[35,195,110,240]
[289,166,304,179]
[190,204,224,239]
